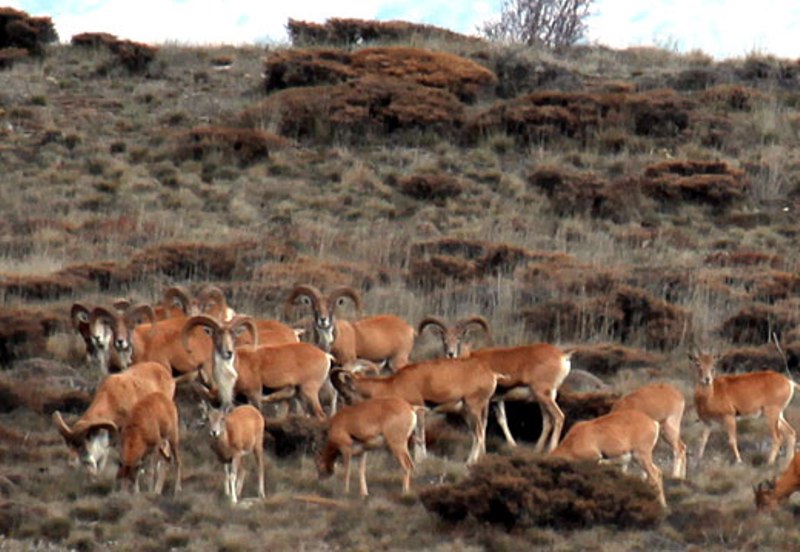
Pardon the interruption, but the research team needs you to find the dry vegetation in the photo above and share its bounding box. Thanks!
[1,9,800,550]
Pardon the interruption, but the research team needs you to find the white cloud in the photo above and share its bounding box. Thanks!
[589,0,800,59]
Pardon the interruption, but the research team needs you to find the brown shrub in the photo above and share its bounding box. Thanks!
[469,91,607,145]
[389,174,465,202]
[0,274,82,301]
[514,263,621,301]
[0,377,90,416]
[670,67,718,91]
[468,89,694,146]
[0,501,48,538]
[263,48,354,91]
[0,7,57,55]
[419,450,663,529]
[129,240,262,281]
[517,298,624,344]
[518,286,690,349]
[108,40,157,73]
[700,84,765,111]
[263,415,325,458]
[0,308,63,364]
[690,111,735,149]
[406,238,570,290]
[410,238,571,267]
[717,346,786,373]
[242,76,465,142]
[69,32,117,48]
[627,89,693,137]
[0,46,27,69]
[0,360,91,414]
[489,49,584,98]
[286,17,481,46]
[527,167,643,221]
[615,285,691,349]
[570,344,664,376]
[349,47,496,102]
[174,126,288,166]
[56,260,135,292]
[407,254,477,290]
[745,271,800,303]
[286,18,483,48]
[704,250,784,269]
[787,342,800,372]
[263,46,496,101]
[410,237,493,261]
[255,256,392,292]
[718,302,800,344]
[641,160,749,210]
[71,32,156,73]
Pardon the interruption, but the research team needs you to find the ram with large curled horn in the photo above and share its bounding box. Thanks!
[182,314,331,417]
[417,315,491,359]
[52,361,175,479]
[417,314,574,453]
[154,285,198,320]
[85,303,157,374]
[198,284,299,346]
[285,284,415,372]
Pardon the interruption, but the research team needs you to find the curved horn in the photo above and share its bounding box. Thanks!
[457,315,492,341]
[163,285,194,314]
[89,305,120,327]
[124,303,156,329]
[418,316,448,337]
[90,306,127,341]
[87,420,118,436]
[228,315,258,349]
[73,419,118,441]
[181,315,221,353]
[285,284,324,318]
[197,285,227,312]
[330,368,356,396]
[328,286,362,315]
[52,411,75,443]
[112,298,132,311]
[70,303,91,330]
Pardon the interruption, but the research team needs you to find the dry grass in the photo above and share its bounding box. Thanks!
[2,23,800,549]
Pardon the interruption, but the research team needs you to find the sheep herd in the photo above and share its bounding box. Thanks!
[54,283,800,511]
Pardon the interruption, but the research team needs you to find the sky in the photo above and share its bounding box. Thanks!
[8,0,800,60]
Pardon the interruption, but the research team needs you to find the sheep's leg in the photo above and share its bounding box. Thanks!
[255,446,266,499]
[414,408,427,462]
[494,400,518,447]
[722,415,741,464]
[342,448,352,495]
[358,452,369,498]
